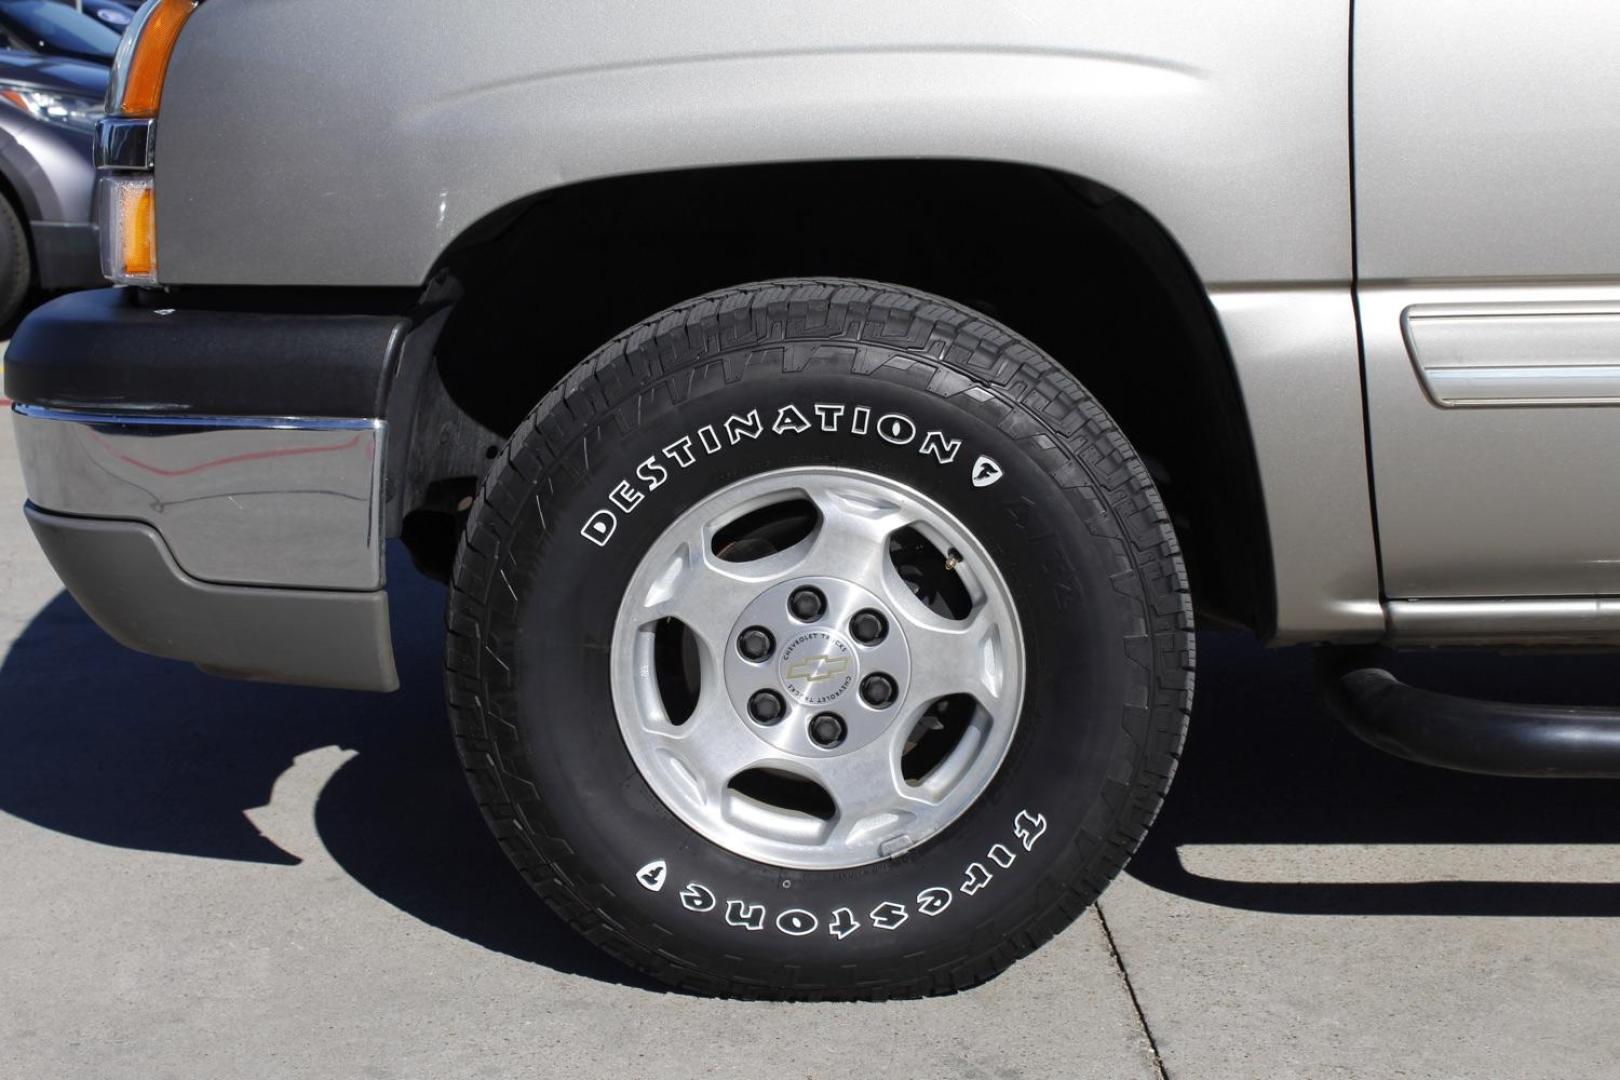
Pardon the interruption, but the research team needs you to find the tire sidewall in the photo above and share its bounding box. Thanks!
[488,350,1149,974]
[0,195,31,329]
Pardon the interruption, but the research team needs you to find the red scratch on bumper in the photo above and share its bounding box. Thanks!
[89,430,364,478]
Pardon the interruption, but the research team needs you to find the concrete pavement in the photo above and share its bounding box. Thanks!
[3,407,1619,1079]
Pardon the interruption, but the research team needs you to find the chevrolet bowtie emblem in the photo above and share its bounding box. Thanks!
[784,654,851,683]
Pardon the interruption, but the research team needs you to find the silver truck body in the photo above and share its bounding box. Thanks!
[158,0,1379,641]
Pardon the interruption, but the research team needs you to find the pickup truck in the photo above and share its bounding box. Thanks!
[7,0,1619,1001]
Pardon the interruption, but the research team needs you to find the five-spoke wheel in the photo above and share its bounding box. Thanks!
[612,469,1024,870]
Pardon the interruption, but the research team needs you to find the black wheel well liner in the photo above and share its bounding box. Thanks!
[391,159,1276,635]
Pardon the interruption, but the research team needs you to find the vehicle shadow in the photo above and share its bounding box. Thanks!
[1129,631,1620,915]
[0,545,659,990]
[2,563,1616,996]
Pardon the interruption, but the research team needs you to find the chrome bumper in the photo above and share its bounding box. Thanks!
[13,404,385,591]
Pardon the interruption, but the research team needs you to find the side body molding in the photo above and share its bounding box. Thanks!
[1405,303,1620,407]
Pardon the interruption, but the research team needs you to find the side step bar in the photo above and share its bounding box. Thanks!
[1316,650,1620,778]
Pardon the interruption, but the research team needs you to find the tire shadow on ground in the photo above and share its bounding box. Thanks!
[3,556,1616,995]
[0,544,657,990]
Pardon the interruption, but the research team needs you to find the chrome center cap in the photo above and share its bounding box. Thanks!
[778,628,858,706]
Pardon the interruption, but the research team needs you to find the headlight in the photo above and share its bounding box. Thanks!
[0,85,104,134]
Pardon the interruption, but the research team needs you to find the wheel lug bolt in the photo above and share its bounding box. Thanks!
[747,690,786,725]
[809,712,847,748]
[860,673,897,708]
[850,609,887,645]
[737,627,774,662]
[788,587,826,622]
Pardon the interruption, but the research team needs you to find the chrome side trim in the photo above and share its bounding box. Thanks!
[12,404,379,430]
[1403,302,1620,406]
[1423,364,1620,406]
[12,404,384,591]
[1388,597,1620,646]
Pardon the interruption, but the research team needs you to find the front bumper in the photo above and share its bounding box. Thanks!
[6,287,411,692]
[14,405,385,590]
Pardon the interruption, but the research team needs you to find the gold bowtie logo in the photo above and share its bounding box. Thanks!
[785,654,850,683]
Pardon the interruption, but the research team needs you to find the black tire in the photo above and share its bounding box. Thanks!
[446,279,1193,1000]
[0,195,30,330]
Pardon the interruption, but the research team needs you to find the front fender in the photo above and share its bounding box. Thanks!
[155,0,1350,290]
[0,110,94,224]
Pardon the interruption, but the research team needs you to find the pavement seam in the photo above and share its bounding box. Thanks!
[1095,901,1169,1080]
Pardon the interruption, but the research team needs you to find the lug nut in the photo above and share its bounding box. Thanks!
[788,587,826,622]
[850,609,887,645]
[737,627,774,662]
[747,690,786,725]
[860,673,897,709]
[809,712,847,748]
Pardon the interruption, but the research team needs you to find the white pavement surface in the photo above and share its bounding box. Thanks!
[3,407,1619,1079]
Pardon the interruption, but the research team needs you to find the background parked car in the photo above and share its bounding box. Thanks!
[0,49,104,323]
[58,0,135,32]
[0,1,120,65]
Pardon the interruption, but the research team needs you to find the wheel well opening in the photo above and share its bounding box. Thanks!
[401,160,1274,633]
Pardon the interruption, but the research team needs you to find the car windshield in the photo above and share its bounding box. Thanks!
[0,2,121,59]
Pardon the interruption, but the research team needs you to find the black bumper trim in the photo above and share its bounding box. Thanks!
[3,287,410,418]
[26,504,398,692]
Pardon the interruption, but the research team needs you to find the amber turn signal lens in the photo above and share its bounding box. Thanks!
[98,175,157,285]
[122,184,156,279]
[111,0,198,118]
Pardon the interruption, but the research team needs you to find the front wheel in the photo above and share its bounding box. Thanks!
[446,279,1192,999]
[0,195,31,329]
